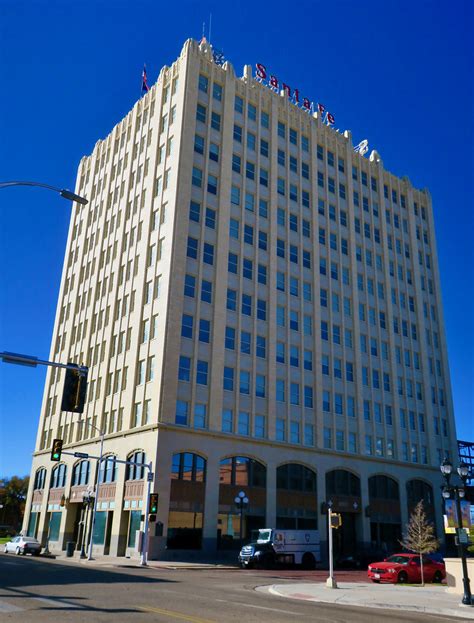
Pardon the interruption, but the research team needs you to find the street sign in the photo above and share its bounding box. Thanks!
[147,471,154,482]
[74,452,89,459]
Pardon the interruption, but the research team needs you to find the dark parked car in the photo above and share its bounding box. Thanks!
[336,549,388,570]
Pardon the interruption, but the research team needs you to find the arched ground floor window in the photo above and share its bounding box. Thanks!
[167,452,206,549]
[217,456,266,549]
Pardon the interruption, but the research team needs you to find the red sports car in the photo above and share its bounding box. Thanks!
[368,553,445,584]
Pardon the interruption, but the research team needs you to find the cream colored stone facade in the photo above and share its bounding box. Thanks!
[23,38,458,560]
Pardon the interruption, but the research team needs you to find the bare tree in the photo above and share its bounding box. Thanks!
[400,500,439,586]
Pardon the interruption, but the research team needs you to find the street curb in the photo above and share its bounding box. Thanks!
[51,556,237,571]
[264,585,474,620]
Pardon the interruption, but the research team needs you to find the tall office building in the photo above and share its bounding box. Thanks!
[23,38,458,559]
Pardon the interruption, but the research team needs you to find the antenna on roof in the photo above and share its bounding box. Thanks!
[202,21,205,40]
[209,13,212,44]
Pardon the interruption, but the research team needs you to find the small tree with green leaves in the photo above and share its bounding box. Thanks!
[400,500,440,586]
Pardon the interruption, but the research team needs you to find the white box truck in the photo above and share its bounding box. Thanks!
[238,528,321,569]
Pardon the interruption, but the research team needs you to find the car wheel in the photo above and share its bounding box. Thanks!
[398,571,408,584]
[302,553,316,570]
[15,547,21,555]
[432,571,442,583]
[372,580,380,583]
[263,553,275,569]
[4,546,8,554]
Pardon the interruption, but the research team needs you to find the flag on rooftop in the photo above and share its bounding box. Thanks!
[142,65,149,93]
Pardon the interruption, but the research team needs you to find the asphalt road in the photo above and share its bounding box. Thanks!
[0,553,461,623]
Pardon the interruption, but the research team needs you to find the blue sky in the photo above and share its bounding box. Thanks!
[0,0,472,477]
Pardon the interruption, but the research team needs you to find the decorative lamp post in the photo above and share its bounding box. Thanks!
[234,491,249,547]
[80,490,94,559]
[440,458,473,606]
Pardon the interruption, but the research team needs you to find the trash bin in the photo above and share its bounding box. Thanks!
[66,541,76,557]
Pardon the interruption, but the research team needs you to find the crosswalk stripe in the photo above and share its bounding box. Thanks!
[0,599,22,613]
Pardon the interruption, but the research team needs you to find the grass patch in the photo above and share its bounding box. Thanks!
[0,537,11,545]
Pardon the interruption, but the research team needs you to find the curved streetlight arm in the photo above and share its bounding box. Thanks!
[0,180,88,205]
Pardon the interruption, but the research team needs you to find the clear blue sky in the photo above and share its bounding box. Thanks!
[0,0,472,477]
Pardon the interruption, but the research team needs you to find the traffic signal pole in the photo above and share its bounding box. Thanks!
[326,503,338,589]
[0,351,87,375]
[0,352,88,413]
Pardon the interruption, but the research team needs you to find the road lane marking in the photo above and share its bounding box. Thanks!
[138,606,216,622]
[215,598,299,615]
[0,600,22,612]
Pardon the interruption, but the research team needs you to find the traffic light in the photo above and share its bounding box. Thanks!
[51,438,63,462]
[149,493,158,514]
[61,364,88,413]
[330,513,342,529]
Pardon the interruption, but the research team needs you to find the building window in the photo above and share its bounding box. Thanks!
[194,404,206,429]
[181,314,193,338]
[198,74,208,93]
[223,366,234,391]
[222,409,233,433]
[178,356,191,381]
[238,411,250,435]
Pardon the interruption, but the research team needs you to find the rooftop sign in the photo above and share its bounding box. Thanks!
[255,63,335,125]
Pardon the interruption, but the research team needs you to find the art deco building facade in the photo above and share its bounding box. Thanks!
[23,38,458,559]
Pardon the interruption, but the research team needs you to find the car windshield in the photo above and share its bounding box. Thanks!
[257,530,272,543]
[385,555,409,565]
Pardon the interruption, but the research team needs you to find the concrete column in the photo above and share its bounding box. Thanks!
[265,460,277,527]
[399,477,409,532]
[148,443,173,558]
[202,454,220,553]
[359,474,371,545]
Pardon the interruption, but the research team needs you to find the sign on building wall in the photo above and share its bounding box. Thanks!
[255,62,336,125]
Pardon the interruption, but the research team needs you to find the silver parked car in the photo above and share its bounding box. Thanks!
[4,536,41,555]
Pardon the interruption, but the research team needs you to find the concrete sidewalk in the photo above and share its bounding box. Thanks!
[50,552,237,570]
[257,581,474,620]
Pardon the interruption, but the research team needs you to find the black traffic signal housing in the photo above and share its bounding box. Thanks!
[149,493,158,514]
[61,364,88,413]
[51,438,63,462]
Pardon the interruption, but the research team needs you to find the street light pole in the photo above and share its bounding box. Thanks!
[0,180,88,204]
[234,491,249,547]
[440,458,473,606]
